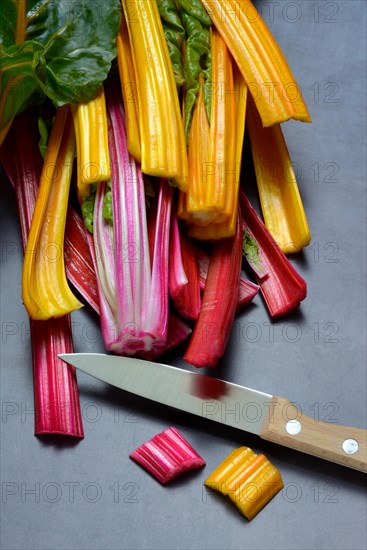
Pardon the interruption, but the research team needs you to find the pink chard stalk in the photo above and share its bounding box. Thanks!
[195,246,260,311]
[240,190,307,317]
[89,84,189,357]
[169,200,201,320]
[130,427,206,484]
[1,110,84,437]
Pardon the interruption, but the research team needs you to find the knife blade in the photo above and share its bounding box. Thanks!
[59,353,367,472]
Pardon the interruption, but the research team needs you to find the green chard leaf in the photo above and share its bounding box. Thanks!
[102,190,113,225]
[176,0,212,143]
[81,183,98,234]
[0,0,121,133]
[37,115,54,159]
[157,0,186,87]
[0,41,45,128]
[177,0,211,26]
[243,230,267,277]
[202,48,212,123]
[82,181,113,232]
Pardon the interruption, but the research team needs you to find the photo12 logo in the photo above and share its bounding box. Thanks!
[208,1,341,25]
[200,399,340,425]
[1,480,140,505]
[201,479,339,505]
[1,400,139,426]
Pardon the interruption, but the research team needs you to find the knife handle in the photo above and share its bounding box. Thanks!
[260,396,367,472]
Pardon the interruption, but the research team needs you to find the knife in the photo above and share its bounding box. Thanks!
[59,353,367,472]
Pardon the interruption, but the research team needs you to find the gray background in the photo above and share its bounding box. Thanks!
[1,1,366,549]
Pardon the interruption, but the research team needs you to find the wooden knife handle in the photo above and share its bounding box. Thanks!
[260,396,367,472]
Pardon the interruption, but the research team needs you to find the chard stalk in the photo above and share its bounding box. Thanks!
[22,106,83,320]
[178,0,212,141]
[169,202,201,320]
[116,12,141,161]
[205,446,284,520]
[189,65,247,239]
[195,247,259,310]
[143,180,173,343]
[240,190,307,316]
[1,110,83,437]
[122,0,188,190]
[130,427,205,484]
[71,86,111,198]
[246,99,311,253]
[200,0,311,126]
[184,215,243,368]
[64,207,99,314]
[88,84,175,357]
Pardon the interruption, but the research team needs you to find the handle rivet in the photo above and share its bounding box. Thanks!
[342,439,359,455]
[286,419,302,435]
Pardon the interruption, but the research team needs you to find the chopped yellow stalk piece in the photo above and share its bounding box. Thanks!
[116,14,141,162]
[190,65,247,239]
[200,0,311,127]
[247,99,311,253]
[205,446,284,521]
[206,447,256,490]
[203,29,236,223]
[122,0,188,191]
[71,85,110,198]
[22,106,83,320]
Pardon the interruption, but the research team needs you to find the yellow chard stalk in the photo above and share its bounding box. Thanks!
[122,0,188,190]
[203,28,236,223]
[247,99,311,253]
[190,64,247,239]
[22,106,83,320]
[205,446,284,521]
[200,0,311,127]
[181,29,236,227]
[71,85,110,198]
[179,75,211,224]
[116,13,141,162]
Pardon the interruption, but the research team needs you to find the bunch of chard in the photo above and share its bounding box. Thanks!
[0,0,310,437]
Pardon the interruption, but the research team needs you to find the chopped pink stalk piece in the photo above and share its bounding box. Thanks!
[130,427,205,484]
[1,110,83,437]
[31,317,84,437]
[240,190,307,317]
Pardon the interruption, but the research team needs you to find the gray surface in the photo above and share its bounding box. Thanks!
[1,1,366,549]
